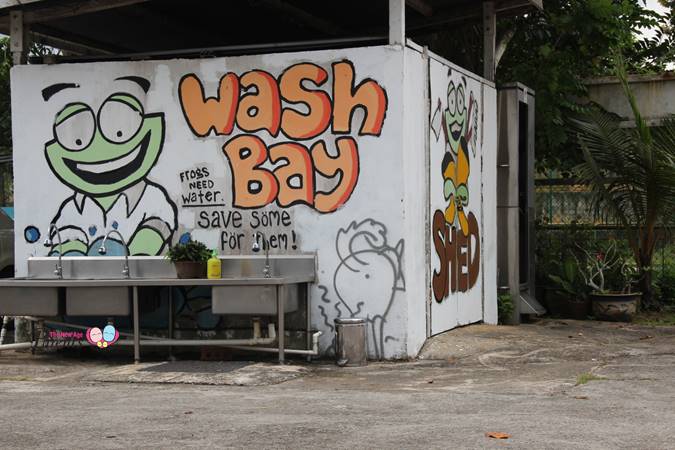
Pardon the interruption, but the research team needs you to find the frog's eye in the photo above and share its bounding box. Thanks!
[447,82,456,116]
[457,84,465,114]
[456,184,469,205]
[444,178,456,201]
[53,103,95,152]
[98,94,144,143]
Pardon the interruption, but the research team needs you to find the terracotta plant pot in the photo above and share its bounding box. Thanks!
[174,261,206,279]
[590,292,641,322]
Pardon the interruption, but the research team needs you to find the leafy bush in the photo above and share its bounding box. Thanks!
[498,293,514,325]
[535,222,594,287]
[166,239,210,263]
[577,240,638,294]
[548,256,583,297]
[656,266,675,306]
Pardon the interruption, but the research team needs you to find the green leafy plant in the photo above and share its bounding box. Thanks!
[535,222,594,287]
[576,240,638,294]
[498,293,514,325]
[570,55,675,308]
[548,256,581,297]
[165,239,210,263]
[656,265,675,306]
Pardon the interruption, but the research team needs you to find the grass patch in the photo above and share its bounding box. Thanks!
[633,310,675,327]
[575,373,606,386]
[0,375,32,382]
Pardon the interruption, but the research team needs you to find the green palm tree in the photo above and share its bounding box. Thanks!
[571,57,675,309]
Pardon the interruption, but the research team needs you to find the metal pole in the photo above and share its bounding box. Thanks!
[277,285,285,364]
[10,9,30,344]
[305,283,312,362]
[132,286,140,363]
[167,287,174,360]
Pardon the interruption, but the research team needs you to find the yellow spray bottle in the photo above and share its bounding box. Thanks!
[207,249,221,279]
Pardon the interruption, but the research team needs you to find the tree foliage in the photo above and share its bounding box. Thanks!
[0,38,11,157]
[570,55,675,308]
[498,0,674,174]
[0,38,59,157]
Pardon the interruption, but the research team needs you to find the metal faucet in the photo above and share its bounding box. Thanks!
[98,229,130,279]
[43,223,63,279]
[251,231,271,278]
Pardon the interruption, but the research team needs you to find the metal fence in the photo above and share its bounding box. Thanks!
[535,178,674,304]
[536,178,598,225]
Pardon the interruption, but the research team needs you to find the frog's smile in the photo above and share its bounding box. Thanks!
[63,133,150,185]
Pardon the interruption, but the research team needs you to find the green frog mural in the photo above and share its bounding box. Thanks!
[40,76,177,256]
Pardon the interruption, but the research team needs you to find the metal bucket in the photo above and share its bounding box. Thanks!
[334,318,367,367]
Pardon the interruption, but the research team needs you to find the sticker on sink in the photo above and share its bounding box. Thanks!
[86,325,119,348]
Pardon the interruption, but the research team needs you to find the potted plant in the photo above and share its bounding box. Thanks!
[576,241,641,322]
[548,256,589,319]
[166,238,211,279]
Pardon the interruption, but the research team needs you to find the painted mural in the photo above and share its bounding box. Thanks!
[429,61,485,334]
[38,77,177,256]
[318,218,404,360]
[11,46,411,358]
[20,59,388,258]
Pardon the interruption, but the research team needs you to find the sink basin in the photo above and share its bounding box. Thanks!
[212,284,300,315]
[0,285,62,316]
[212,255,313,315]
[28,256,175,280]
[66,286,130,316]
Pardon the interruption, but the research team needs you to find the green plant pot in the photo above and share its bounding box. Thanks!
[590,292,641,322]
[174,261,206,279]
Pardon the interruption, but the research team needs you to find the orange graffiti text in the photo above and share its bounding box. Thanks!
[223,134,359,213]
[179,61,387,141]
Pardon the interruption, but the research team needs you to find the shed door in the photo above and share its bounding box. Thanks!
[428,59,484,335]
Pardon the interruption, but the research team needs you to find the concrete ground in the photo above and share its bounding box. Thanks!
[1,319,675,449]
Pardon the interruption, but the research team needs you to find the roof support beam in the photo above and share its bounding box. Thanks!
[389,0,405,46]
[9,9,28,65]
[29,28,116,56]
[483,0,496,81]
[0,0,150,28]
[32,23,130,53]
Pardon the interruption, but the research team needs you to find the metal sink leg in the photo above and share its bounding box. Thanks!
[277,284,284,364]
[305,283,312,362]
[133,286,140,363]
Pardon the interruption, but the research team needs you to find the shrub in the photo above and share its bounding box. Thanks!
[166,239,211,263]
[498,293,514,325]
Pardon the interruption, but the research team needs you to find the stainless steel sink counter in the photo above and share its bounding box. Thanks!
[0,274,315,287]
[1,254,317,364]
